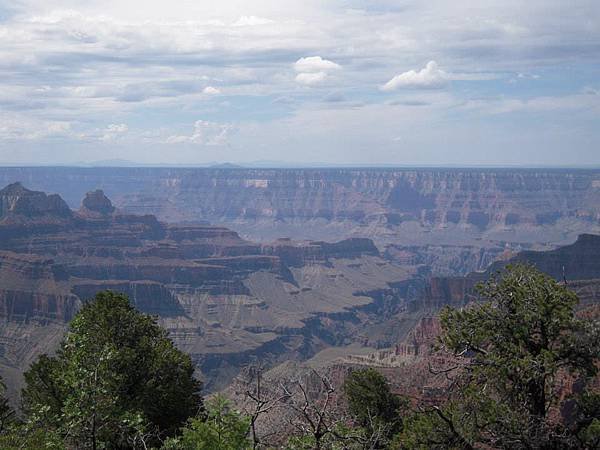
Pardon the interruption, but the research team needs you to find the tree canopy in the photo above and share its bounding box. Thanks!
[21,291,203,449]
[399,264,600,449]
[163,395,251,450]
[343,368,404,446]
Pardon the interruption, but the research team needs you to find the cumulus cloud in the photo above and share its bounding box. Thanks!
[202,86,221,95]
[294,56,340,73]
[295,72,328,86]
[382,61,448,91]
[0,1,599,164]
[294,56,340,86]
[232,16,274,26]
[166,120,234,146]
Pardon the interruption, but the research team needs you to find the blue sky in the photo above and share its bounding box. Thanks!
[0,0,599,166]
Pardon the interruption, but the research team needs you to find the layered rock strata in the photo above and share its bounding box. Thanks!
[0,184,416,396]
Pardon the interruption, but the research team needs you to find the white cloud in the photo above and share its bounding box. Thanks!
[294,56,340,73]
[203,86,221,95]
[0,1,599,165]
[166,120,234,146]
[381,61,448,91]
[294,56,340,86]
[232,16,274,27]
[295,72,328,86]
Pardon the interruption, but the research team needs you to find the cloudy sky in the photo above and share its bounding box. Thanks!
[0,0,599,166]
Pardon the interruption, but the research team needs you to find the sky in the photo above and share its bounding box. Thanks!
[0,0,599,167]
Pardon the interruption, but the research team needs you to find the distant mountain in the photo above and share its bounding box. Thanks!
[209,162,244,169]
[88,159,140,167]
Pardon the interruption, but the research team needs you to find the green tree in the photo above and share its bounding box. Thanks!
[0,423,65,449]
[22,291,203,449]
[163,395,251,450]
[398,264,600,449]
[572,390,600,449]
[342,368,404,446]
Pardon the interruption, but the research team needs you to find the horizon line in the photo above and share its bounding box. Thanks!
[0,163,600,170]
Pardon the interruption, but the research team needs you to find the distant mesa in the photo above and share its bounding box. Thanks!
[209,162,243,169]
[88,159,138,167]
[81,189,115,216]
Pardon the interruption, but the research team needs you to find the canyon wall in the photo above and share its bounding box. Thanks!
[260,233,600,416]
[1,167,598,276]
[0,167,598,236]
[0,183,420,398]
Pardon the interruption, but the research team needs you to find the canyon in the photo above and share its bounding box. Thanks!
[0,182,422,399]
[0,167,599,407]
[0,167,599,275]
[231,233,600,439]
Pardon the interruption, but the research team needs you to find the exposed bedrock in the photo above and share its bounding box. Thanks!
[0,184,418,395]
[80,189,115,216]
[416,233,600,311]
[1,181,599,398]
[0,167,598,234]
[0,182,72,222]
[0,251,78,322]
[71,280,183,316]
[1,167,598,278]
[489,233,600,281]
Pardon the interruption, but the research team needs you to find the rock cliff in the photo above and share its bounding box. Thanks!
[1,167,599,276]
[0,182,72,224]
[80,189,116,217]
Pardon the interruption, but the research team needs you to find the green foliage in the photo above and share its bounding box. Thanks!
[162,395,251,450]
[21,354,64,426]
[0,423,65,449]
[573,390,600,448]
[441,264,597,418]
[397,388,514,450]
[21,291,203,449]
[397,264,600,449]
[0,377,15,433]
[343,368,404,445]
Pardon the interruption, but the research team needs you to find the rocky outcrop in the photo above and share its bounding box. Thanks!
[489,233,600,281]
[0,182,72,223]
[80,189,115,216]
[413,234,600,308]
[394,316,441,358]
[261,238,379,267]
[0,251,78,322]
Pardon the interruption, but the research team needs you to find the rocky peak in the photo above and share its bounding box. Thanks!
[0,182,72,220]
[81,190,115,216]
[0,182,29,196]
